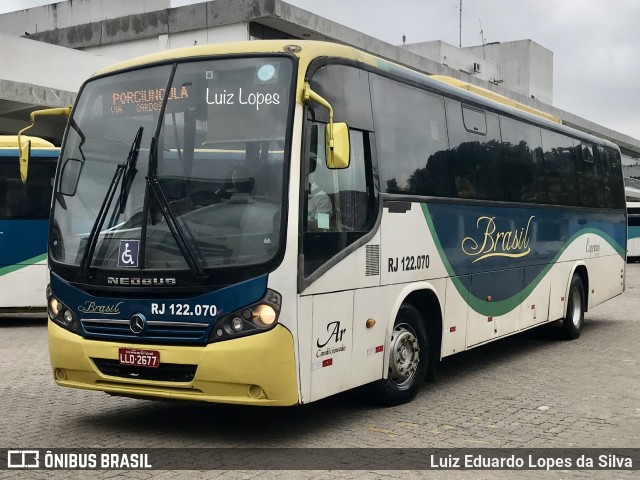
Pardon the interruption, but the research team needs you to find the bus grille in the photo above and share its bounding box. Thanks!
[92,358,197,382]
[81,318,210,343]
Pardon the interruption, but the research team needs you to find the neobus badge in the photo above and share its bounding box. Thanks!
[461,215,535,263]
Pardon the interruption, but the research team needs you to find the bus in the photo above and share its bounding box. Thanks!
[0,136,58,313]
[20,40,626,406]
[628,201,640,261]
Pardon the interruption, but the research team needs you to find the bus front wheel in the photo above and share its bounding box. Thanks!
[371,304,429,406]
[562,275,585,340]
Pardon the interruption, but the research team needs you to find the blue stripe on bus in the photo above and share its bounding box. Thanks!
[424,203,626,304]
[0,149,59,158]
[50,272,269,345]
[0,220,49,269]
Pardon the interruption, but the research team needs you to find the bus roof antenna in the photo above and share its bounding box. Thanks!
[459,0,462,48]
[479,19,486,59]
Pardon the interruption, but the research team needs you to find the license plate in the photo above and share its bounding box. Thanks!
[118,348,160,368]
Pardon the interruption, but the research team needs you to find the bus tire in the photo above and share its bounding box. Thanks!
[561,275,585,340]
[371,304,429,406]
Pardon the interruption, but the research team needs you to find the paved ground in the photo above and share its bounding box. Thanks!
[0,265,639,479]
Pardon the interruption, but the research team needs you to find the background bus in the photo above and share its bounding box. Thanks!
[628,201,640,261]
[0,136,58,312]
[28,40,626,407]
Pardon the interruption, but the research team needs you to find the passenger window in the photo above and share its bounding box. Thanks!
[446,99,504,200]
[541,131,578,206]
[370,75,452,197]
[600,146,625,209]
[500,116,544,203]
[576,143,602,208]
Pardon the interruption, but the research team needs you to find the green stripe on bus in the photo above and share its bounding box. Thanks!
[0,253,48,277]
[421,204,624,317]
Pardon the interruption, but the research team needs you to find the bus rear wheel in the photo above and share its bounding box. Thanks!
[561,274,585,340]
[371,304,429,406]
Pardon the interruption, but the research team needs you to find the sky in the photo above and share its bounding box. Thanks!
[1,0,639,140]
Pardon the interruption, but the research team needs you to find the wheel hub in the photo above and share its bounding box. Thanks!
[388,324,420,386]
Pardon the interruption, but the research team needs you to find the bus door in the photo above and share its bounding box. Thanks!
[299,124,380,403]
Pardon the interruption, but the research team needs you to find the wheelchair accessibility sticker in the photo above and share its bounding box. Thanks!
[118,240,140,268]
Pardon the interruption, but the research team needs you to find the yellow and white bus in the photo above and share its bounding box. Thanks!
[23,40,625,406]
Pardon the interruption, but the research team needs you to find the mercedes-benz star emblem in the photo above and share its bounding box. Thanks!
[129,313,146,334]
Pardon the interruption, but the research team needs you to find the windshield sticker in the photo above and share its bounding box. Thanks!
[118,240,140,268]
[205,87,280,111]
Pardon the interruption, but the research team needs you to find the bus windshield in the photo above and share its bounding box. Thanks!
[51,56,293,274]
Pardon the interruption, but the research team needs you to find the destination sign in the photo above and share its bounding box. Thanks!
[107,84,192,117]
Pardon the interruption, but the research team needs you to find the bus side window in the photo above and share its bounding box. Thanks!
[305,123,373,231]
[500,115,544,203]
[576,143,602,208]
[598,146,625,209]
[303,64,376,279]
[541,130,579,206]
[303,122,375,276]
[446,99,504,201]
[370,74,452,198]
[306,124,333,231]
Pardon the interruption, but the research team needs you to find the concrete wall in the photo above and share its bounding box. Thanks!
[402,40,501,85]
[0,32,113,93]
[465,40,553,104]
[81,23,249,59]
[0,0,170,36]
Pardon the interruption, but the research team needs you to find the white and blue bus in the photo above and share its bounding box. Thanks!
[627,201,640,261]
[21,41,626,405]
[0,136,58,313]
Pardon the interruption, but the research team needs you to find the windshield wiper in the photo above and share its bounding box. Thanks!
[147,175,204,275]
[79,126,143,278]
[138,64,205,277]
[118,126,143,215]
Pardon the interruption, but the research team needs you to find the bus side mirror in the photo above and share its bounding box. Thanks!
[304,82,350,170]
[325,122,350,169]
[59,158,83,196]
[19,139,32,183]
[17,106,72,183]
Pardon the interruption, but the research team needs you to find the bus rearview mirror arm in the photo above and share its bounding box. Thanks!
[303,82,350,169]
[17,106,72,183]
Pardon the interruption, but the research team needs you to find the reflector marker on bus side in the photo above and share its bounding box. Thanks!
[366,345,384,356]
[312,358,334,369]
[449,326,456,333]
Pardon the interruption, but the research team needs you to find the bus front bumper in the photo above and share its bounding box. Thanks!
[48,320,299,406]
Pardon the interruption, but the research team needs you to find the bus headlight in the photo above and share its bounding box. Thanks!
[208,289,281,343]
[47,284,77,332]
[231,316,244,332]
[49,296,61,317]
[253,304,276,327]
